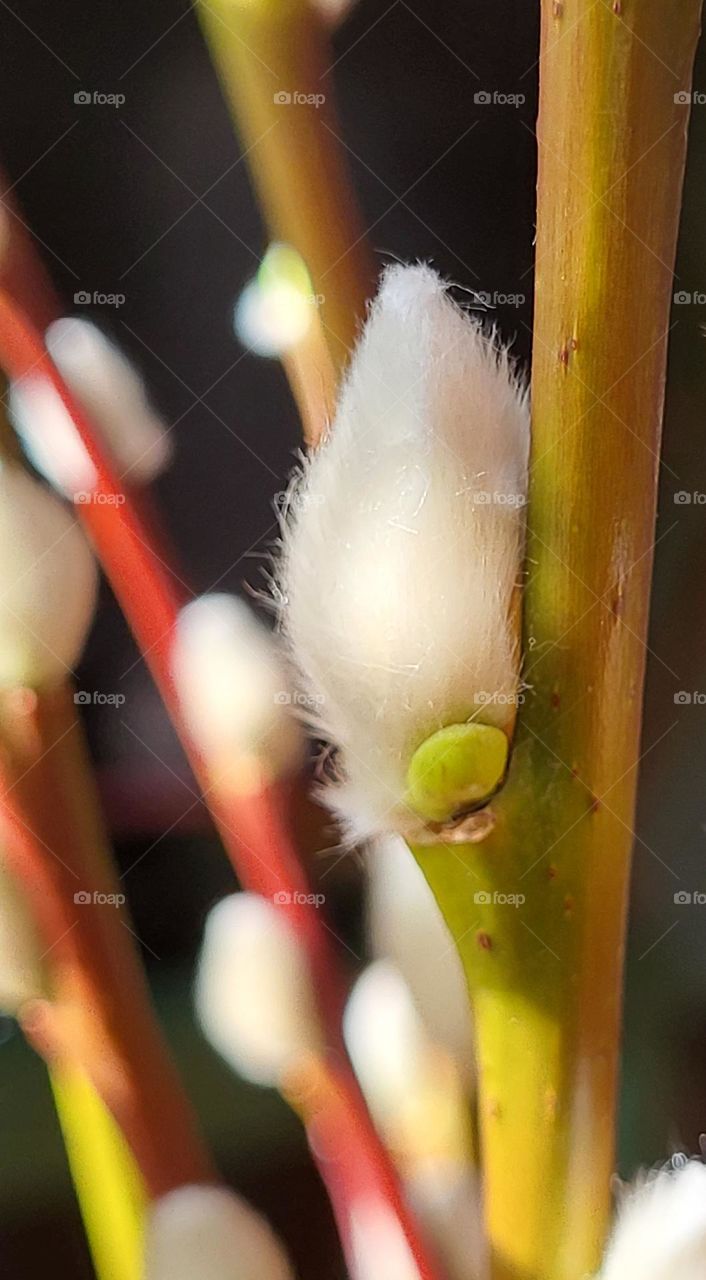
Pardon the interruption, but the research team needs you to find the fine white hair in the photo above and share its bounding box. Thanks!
[279,263,529,841]
[599,1159,706,1279]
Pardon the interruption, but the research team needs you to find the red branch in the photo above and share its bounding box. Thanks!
[0,291,444,1280]
[0,687,215,1197]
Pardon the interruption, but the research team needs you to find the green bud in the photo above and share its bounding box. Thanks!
[405,723,509,824]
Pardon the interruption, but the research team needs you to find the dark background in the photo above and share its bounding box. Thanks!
[0,2,704,1275]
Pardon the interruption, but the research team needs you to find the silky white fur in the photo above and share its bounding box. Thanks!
[0,463,97,688]
[599,1160,706,1280]
[144,1185,295,1280]
[280,264,529,840]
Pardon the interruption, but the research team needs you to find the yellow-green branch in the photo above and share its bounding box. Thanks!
[196,0,376,376]
[413,4,702,1279]
[51,1066,145,1280]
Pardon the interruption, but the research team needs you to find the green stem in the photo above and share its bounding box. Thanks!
[413,3,702,1277]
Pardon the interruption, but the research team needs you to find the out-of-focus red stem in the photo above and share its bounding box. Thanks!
[0,177,61,331]
[0,290,443,1280]
[0,686,215,1197]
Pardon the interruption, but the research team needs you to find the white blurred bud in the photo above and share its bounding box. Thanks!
[345,961,482,1280]
[312,0,358,23]
[195,893,323,1086]
[343,962,470,1170]
[9,318,171,496]
[234,277,313,358]
[344,961,434,1124]
[406,1170,485,1280]
[0,463,97,688]
[144,1185,295,1280]
[367,836,473,1076]
[349,1198,422,1280]
[280,264,529,842]
[599,1159,706,1280]
[172,594,302,789]
[234,243,316,359]
[0,857,47,1013]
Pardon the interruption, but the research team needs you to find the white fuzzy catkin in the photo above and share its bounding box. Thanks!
[9,318,171,496]
[345,961,483,1280]
[279,263,529,841]
[195,892,322,1086]
[343,961,470,1159]
[344,961,440,1125]
[172,594,302,785]
[0,463,97,688]
[143,1185,295,1280]
[367,835,473,1073]
[349,1198,422,1280]
[599,1160,706,1280]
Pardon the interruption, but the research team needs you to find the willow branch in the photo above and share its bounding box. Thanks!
[412,5,702,1279]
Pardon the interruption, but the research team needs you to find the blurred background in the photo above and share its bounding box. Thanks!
[0,1,704,1274]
